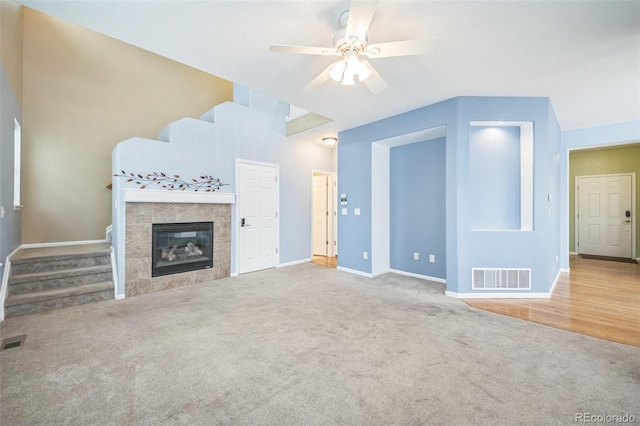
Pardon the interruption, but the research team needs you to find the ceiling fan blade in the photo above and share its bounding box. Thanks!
[366,37,440,58]
[360,60,388,94]
[345,0,379,44]
[269,44,337,56]
[303,64,335,92]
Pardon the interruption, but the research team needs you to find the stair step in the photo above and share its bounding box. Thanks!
[8,265,113,295]
[11,246,111,275]
[4,282,113,318]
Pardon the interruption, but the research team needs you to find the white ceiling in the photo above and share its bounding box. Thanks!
[17,1,640,145]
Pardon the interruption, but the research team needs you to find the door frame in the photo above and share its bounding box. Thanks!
[236,158,280,273]
[311,170,337,259]
[574,172,636,259]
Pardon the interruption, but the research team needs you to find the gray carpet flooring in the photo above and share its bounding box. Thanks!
[1,263,638,425]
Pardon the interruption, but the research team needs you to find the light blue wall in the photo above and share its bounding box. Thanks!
[338,96,562,295]
[451,97,560,294]
[338,98,459,280]
[112,87,334,296]
[559,120,640,268]
[390,137,446,278]
[469,126,521,230]
[0,64,23,274]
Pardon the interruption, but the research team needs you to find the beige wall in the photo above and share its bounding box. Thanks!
[22,8,233,243]
[0,1,23,101]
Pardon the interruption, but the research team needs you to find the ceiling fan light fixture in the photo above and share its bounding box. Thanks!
[329,61,346,82]
[341,71,355,85]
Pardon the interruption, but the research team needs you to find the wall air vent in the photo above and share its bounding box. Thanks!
[472,268,531,290]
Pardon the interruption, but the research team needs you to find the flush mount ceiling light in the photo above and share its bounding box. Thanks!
[269,1,439,94]
[323,137,337,147]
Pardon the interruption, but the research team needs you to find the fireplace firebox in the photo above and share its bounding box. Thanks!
[152,222,213,277]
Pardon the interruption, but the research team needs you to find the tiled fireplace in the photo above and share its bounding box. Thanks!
[124,201,231,297]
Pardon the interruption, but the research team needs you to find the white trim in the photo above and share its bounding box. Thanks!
[110,247,122,299]
[21,239,108,249]
[569,251,577,255]
[389,268,447,284]
[230,272,239,277]
[337,266,373,278]
[278,258,311,268]
[124,189,235,204]
[548,268,565,295]
[105,224,113,242]
[446,291,551,299]
[0,246,22,322]
[0,261,10,321]
[371,143,390,276]
[520,122,534,231]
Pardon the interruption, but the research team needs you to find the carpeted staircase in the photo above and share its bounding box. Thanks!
[5,244,114,318]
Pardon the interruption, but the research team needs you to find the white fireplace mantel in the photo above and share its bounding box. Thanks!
[123,189,235,204]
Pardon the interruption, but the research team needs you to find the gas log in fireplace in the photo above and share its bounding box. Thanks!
[152,222,213,277]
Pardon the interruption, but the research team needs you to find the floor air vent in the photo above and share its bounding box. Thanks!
[1,335,27,350]
[472,268,531,290]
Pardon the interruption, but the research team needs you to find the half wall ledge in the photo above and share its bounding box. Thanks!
[123,189,235,204]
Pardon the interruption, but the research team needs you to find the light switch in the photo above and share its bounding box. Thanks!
[341,208,348,215]
[354,208,360,216]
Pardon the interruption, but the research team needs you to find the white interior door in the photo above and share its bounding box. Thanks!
[312,175,328,256]
[238,161,278,273]
[577,174,633,258]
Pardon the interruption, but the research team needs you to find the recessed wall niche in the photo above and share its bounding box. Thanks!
[469,121,533,231]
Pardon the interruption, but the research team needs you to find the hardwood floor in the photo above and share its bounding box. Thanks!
[311,255,337,268]
[463,255,640,347]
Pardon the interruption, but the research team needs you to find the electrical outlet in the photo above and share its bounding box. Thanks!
[413,252,419,260]
[0,206,5,219]
[556,255,559,263]
[363,251,368,260]
[429,255,435,263]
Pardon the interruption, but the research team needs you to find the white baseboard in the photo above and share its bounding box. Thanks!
[389,268,446,284]
[278,259,310,268]
[1,246,23,322]
[337,266,373,278]
[21,239,109,249]
[446,290,551,299]
[548,269,563,295]
[110,247,119,300]
[0,261,10,322]
[114,293,125,300]
[569,252,577,255]
[230,272,239,278]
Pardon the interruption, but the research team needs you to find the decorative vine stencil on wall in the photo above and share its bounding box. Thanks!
[114,171,228,192]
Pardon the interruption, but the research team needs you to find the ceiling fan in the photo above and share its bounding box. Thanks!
[269,0,439,94]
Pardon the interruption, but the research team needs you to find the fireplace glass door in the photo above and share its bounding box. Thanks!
[152,222,213,277]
